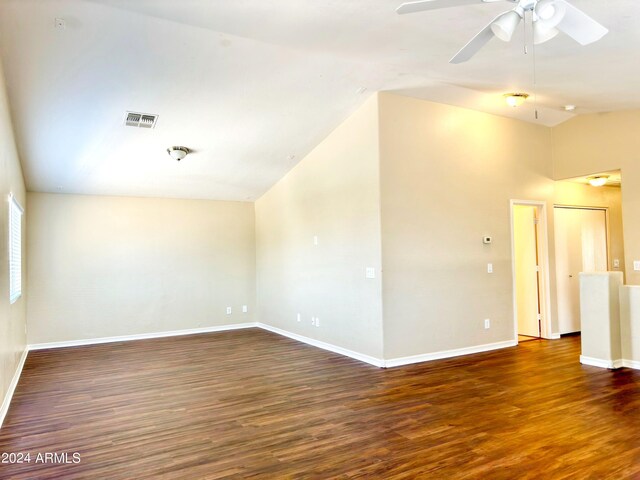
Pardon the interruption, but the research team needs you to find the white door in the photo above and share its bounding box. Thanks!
[554,207,608,334]
[513,205,541,338]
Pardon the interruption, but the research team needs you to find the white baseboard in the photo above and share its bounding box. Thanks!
[579,355,623,369]
[0,347,28,428]
[257,323,385,368]
[622,359,640,370]
[28,323,259,350]
[384,340,518,368]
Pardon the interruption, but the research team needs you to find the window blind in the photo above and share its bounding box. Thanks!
[9,195,23,304]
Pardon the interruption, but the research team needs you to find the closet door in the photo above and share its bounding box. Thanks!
[555,207,607,334]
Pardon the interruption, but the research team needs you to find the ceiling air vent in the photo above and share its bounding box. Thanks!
[124,111,158,129]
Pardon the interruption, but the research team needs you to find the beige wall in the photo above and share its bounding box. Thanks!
[553,111,640,284]
[27,193,255,344]
[620,286,640,364]
[554,181,625,279]
[255,95,384,359]
[0,61,26,415]
[378,93,556,359]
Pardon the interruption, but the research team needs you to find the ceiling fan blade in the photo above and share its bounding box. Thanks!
[449,13,505,64]
[396,0,501,15]
[554,0,608,45]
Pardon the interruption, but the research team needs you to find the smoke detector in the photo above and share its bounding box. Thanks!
[167,146,189,161]
[125,111,158,129]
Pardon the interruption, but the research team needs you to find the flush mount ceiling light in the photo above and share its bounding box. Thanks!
[588,175,609,187]
[167,146,190,161]
[503,93,529,107]
[564,104,576,111]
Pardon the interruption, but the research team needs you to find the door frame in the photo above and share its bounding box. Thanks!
[510,200,554,340]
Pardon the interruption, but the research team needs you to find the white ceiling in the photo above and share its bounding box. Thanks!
[0,0,637,200]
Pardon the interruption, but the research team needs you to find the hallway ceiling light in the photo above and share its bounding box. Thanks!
[504,93,529,107]
[587,175,609,187]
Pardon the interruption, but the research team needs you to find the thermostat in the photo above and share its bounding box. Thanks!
[483,236,492,244]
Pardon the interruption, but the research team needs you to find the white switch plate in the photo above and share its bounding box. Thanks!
[487,263,493,274]
[226,307,232,315]
[484,319,490,329]
[242,305,248,313]
[366,267,376,279]
[613,259,620,268]
[315,317,320,327]
[635,261,640,272]
[297,313,301,322]
[313,235,318,246]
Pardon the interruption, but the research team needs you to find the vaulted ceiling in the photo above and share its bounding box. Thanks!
[0,0,636,200]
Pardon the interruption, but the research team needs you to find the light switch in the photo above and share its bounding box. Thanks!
[366,267,376,279]
[487,263,493,274]
[242,305,248,313]
[613,259,620,269]
[634,261,640,272]
[313,235,318,246]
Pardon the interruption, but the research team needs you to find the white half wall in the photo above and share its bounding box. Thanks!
[27,193,256,344]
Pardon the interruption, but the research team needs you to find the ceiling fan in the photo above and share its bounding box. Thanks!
[396,0,608,64]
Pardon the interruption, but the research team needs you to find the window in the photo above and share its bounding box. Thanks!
[9,195,23,304]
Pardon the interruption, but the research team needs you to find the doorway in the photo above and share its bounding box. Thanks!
[510,200,552,342]
[554,206,608,334]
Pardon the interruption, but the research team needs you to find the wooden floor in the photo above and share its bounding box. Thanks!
[1,329,640,479]
[518,334,541,343]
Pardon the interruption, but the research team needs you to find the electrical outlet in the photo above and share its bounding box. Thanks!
[226,307,232,315]
[297,313,301,322]
[613,259,620,269]
[484,319,490,329]
[313,235,319,246]
[487,263,493,274]
[315,317,320,327]
[366,267,376,279]
[242,305,248,313]
[634,261,640,272]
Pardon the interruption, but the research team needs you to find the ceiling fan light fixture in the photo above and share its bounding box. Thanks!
[491,10,522,42]
[167,146,189,161]
[534,0,566,29]
[588,175,609,187]
[503,93,529,107]
[533,22,560,44]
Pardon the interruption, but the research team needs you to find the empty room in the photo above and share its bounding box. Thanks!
[1,0,640,478]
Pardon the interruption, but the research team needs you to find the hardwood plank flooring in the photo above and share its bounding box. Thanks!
[1,329,640,479]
